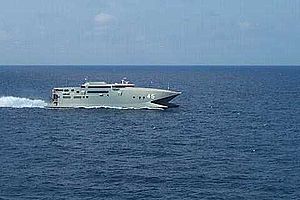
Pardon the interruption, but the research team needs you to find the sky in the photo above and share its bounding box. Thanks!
[0,0,299,65]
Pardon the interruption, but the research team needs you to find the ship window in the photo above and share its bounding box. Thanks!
[139,97,141,99]
[81,86,86,88]
[107,94,109,97]
[64,89,69,92]
[113,85,134,88]
[143,96,145,99]
[86,96,89,98]
[88,86,111,88]
[87,91,109,94]
[133,96,135,99]
[63,96,71,99]
[55,89,63,92]
[71,89,75,92]
[74,96,81,99]
[76,91,79,93]
[112,86,125,88]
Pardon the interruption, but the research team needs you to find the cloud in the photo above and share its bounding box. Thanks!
[94,13,115,26]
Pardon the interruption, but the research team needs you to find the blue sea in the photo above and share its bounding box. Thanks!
[0,65,299,199]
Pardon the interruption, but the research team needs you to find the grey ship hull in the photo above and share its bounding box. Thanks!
[48,82,181,109]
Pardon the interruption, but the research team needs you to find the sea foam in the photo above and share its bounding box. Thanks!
[0,96,47,108]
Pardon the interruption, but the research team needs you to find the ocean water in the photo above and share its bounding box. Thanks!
[0,65,299,199]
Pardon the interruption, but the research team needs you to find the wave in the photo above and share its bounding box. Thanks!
[0,96,47,108]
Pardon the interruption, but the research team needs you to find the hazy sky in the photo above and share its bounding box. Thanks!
[0,0,299,65]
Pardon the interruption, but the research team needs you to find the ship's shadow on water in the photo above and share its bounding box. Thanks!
[0,66,299,199]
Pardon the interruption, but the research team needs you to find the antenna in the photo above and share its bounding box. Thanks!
[168,82,170,90]
[122,77,129,84]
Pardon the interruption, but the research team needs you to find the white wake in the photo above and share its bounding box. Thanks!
[0,96,47,108]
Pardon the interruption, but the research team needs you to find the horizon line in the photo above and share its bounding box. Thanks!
[0,64,300,67]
